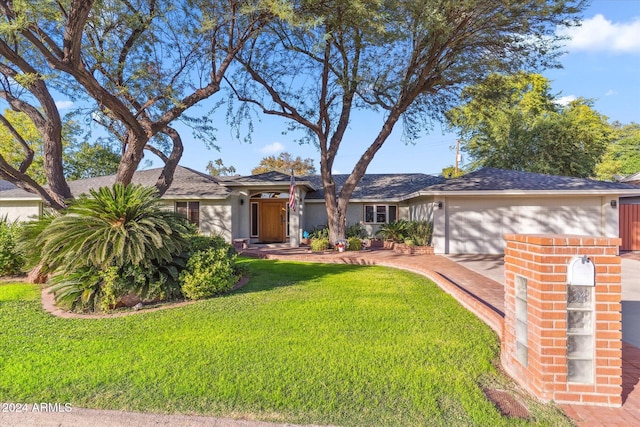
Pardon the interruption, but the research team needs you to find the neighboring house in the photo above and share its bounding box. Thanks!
[617,172,640,250]
[2,166,640,254]
[620,172,640,187]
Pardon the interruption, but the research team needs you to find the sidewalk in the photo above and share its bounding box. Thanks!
[242,246,640,427]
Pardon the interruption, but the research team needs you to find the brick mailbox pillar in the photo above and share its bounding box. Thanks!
[502,234,622,407]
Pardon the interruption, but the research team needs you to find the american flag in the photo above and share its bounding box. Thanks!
[288,172,296,212]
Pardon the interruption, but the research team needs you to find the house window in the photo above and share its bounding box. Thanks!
[250,202,259,237]
[364,205,398,224]
[176,201,200,227]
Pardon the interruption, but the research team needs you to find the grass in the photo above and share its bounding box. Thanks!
[0,258,572,426]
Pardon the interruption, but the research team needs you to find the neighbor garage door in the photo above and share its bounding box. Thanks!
[446,197,604,254]
[620,204,640,251]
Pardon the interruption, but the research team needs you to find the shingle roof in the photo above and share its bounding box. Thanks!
[0,180,17,191]
[424,168,640,192]
[620,171,640,185]
[0,166,231,200]
[218,171,292,184]
[303,174,445,200]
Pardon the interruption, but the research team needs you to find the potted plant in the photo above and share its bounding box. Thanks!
[335,239,348,252]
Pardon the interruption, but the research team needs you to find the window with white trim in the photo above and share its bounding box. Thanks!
[364,205,397,224]
[176,201,200,227]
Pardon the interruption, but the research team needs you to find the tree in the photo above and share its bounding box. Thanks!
[206,158,237,176]
[64,142,121,180]
[441,166,465,179]
[0,109,122,182]
[595,123,640,181]
[0,0,278,209]
[252,152,316,175]
[447,73,612,178]
[229,0,585,243]
[0,109,47,185]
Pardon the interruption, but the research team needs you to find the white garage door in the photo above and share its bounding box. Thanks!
[446,197,603,254]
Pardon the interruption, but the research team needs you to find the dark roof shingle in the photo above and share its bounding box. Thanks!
[303,174,445,200]
[424,168,640,192]
[0,166,230,199]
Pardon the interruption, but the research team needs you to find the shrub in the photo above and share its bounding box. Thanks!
[406,220,433,246]
[0,217,24,276]
[180,246,237,300]
[309,225,329,239]
[24,184,193,312]
[376,220,408,242]
[188,234,236,257]
[347,237,363,251]
[310,238,329,252]
[16,210,58,274]
[346,222,366,239]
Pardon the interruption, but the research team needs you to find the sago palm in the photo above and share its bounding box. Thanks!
[38,184,191,273]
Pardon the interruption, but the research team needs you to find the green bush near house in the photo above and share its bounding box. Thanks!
[18,184,195,312]
[180,246,238,300]
[347,236,363,251]
[346,222,366,238]
[310,237,329,252]
[376,219,408,242]
[308,225,329,240]
[0,217,24,276]
[406,220,434,246]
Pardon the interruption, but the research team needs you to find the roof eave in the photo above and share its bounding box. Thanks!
[412,189,640,197]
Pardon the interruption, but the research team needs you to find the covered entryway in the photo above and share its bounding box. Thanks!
[620,204,640,251]
[258,199,287,243]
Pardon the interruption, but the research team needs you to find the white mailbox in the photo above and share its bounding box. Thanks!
[567,255,595,287]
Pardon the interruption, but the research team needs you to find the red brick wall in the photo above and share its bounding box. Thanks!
[501,234,622,407]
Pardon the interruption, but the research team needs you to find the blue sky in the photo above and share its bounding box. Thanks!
[76,1,640,177]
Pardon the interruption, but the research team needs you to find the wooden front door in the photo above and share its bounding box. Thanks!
[620,204,640,251]
[259,200,286,243]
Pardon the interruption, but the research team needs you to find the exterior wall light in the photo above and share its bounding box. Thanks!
[437,201,443,209]
[610,200,617,208]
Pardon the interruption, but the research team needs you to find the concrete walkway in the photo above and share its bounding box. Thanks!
[242,246,640,427]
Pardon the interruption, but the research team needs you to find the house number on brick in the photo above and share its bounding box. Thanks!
[566,256,596,384]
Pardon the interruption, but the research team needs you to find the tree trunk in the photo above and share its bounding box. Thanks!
[326,200,346,246]
[115,132,146,185]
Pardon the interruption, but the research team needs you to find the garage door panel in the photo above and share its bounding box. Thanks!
[446,198,604,255]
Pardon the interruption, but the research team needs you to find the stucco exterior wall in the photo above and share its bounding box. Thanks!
[0,200,41,222]
[437,195,619,254]
[303,201,409,238]
[199,201,233,241]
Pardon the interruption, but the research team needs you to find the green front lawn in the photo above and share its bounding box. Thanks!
[0,259,571,426]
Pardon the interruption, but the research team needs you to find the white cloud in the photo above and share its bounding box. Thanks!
[55,100,74,109]
[558,14,640,54]
[605,89,617,96]
[260,142,285,154]
[555,95,577,106]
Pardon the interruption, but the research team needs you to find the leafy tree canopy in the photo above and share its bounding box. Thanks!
[447,73,612,178]
[64,142,121,181]
[595,123,640,181]
[441,166,465,179]
[206,158,237,176]
[0,0,281,208]
[251,152,316,175]
[230,0,586,242]
[0,109,118,183]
